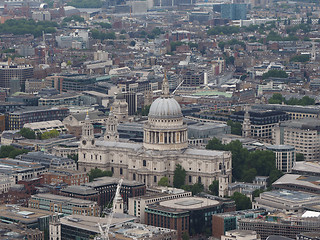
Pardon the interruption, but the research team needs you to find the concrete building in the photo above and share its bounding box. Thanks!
[253,190,320,213]
[292,161,320,177]
[6,106,69,130]
[0,63,33,92]
[38,92,83,106]
[274,118,320,161]
[29,193,100,216]
[24,120,67,134]
[0,222,44,240]
[145,196,234,239]
[221,230,261,240]
[239,214,320,240]
[221,4,247,20]
[266,145,296,173]
[212,209,267,239]
[41,169,89,186]
[51,214,176,240]
[297,232,320,240]
[17,151,76,170]
[0,158,47,184]
[78,77,232,189]
[128,188,192,223]
[272,174,320,194]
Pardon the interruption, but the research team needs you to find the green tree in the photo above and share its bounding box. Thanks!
[231,192,252,210]
[227,120,242,136]
[253,189,264,200]
[191,182,204,195]
[296,153,305,162]
[173,164,186,188]
[40,130,60,140]
[0,145,16,158]
[209,180,219,196]
[268,169,283,187]
[19,128,36,139]
[290,54,310,63]
[262,70,288,80]
[182,232,190,240]
[268,93,286,104]
[63,15,85,23]
[242,168,257,183]
[158,177,169,187]
[88,168,113,182]
[8,149,28,158]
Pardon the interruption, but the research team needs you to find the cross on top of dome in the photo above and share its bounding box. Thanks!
[162,71,170,98]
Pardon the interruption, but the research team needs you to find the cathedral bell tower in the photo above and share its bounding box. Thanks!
[242,106,251,138]
[80,112,95,147]
[104,113,119,142]
[219,159,229,198]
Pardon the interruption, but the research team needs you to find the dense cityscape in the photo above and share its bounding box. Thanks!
[0,0,320,239]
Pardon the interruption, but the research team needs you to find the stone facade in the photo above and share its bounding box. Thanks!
[78,78,232,189]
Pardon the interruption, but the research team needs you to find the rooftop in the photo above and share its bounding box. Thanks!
[85,176,145,188]
[272,174,320,191]
[159,196,220,210]
[293,161,320,174]
[31,193,97,205]
[280,118,320,130]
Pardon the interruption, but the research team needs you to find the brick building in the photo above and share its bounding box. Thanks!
[41,169,89,186]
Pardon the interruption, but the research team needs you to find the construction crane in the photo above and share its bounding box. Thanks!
[96,178,123,240]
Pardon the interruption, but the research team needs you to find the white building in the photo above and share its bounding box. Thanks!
[78,77,232,189]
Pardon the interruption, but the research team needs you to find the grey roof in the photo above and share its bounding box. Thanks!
[272,174,320,191]
[252,104,320,114]
[61,185,98,195]
[293,161,320,174]
[266,145,295,151]
[85,176,144,188]
[71,111,107,121]
[184,148,226,157]
[280,118,320,130]
[149,97,182,119]
[96,141,142,151]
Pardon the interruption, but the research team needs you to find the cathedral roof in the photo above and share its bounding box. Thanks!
[148,97,182,119]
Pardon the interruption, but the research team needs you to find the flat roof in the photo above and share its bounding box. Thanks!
[31,193,96,205]
[159,197,220,210]
[0,205,52,224]
[263,190,320,202]
[272,174,320,191]
[293,161,320,174]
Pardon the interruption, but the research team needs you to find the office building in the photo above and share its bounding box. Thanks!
[0,158,47,184]
[51,214,176,240]
[6,106,69,130]
[41,169,89,186]
[0,63,33,91]
[272,174,320,194]
[0,222,44,240]
[38,92,83,106]
[239,214,320,240]
[84,176,146,207]
[253,190,320,212]
[266,145,295,173]
[29,193,100,216]
[292,161,320,177]
[212,209,267,239]
[145,196,234,239]
[128,188,192,223]
[231,109,289,142]
[24,120,67,134]
[274,118,320,161]
[0,205,54,231]
[221,4,247,20]
[17,151,76,170]
[221,230,261,240]
[297,232,320,240]
[251,104,320,120]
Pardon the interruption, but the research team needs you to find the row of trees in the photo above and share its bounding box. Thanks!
[68,0,103,8]
[206,138,283,185]
[0,145,29,159]
[0,19,57,37]
[88,168,113,182]
[19,128,60,140]
[90,29,116,40]
[268,93,315,106]
[262,69,288,79]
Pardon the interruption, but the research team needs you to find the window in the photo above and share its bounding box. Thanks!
[154,176,157,183]
[133,173,136,180]
[143,160,146,167]
[120,168,123,175]
[189,176,192,183]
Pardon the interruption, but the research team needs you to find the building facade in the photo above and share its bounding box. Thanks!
[266,145,295,173]
[78,78,232,189]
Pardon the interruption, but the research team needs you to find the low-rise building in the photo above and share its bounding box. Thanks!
[221,230,261,240]
[29,193,100,216]
[272,174,320,194]
[292,161,320,177]
[253,190,320,213]
[38,92,83,106]
[17,151,76,170]
[0,222,44,240]
[24,120,67,134]
[0,158,47,184]
[41,169,89,186]
[212,208,267,239]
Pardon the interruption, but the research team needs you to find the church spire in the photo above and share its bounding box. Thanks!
[162,70,170,98]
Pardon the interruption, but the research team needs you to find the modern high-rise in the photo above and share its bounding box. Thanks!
[0,63,33,92]
[221,4,247,20]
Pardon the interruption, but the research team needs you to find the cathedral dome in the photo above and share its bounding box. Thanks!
[148,97,182,119]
